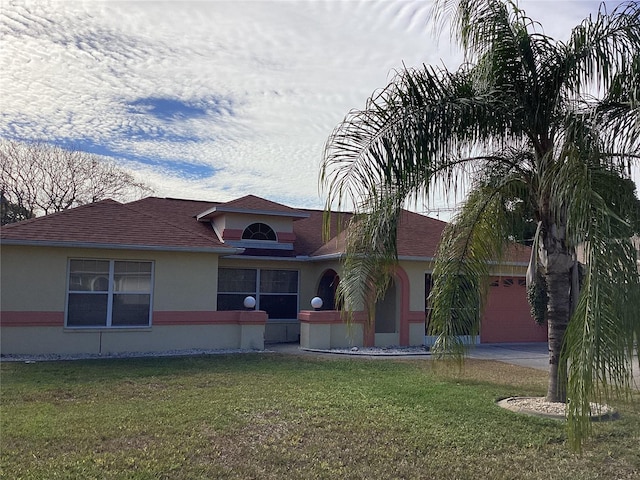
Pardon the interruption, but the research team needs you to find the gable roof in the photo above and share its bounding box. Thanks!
[196,194,310,221]
[0,198,238,253]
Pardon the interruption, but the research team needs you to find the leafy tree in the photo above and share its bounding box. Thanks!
[0,139,153,221]
[321,0,640,449]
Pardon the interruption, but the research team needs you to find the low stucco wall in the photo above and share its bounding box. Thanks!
[300,310,426,350]
[299,310,367,349]
[1,311,267,355]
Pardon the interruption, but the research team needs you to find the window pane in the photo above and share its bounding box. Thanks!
[242,223,276,241]
[260,270,298,293]
[112,294,151,326]
[218,268,256,293]
[260,294,298,319]
[69,260,110,292]
[67,293,108,326]
[114,261,152,292]
[217,293,249,311]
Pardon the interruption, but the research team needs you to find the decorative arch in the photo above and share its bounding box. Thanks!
[242,222,276,241]
[316,269,340,310]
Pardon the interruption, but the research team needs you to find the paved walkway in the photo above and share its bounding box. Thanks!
[270,342,640,390]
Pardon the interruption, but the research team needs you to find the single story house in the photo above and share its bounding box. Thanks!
[0,195,546,355]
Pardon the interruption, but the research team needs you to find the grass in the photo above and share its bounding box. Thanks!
[1,353,639,479]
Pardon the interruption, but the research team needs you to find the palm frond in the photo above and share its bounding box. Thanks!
[596,54,640,157]
[546,147,640,449]
[321,63,519,217]
[562,1,640,95]
[333,187,405,324]
[563,206,639,449]
[429,164,529,356]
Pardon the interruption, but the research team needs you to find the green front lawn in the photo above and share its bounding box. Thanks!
[1,354,638,479]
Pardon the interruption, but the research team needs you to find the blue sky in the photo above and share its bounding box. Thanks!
[1,0,635,217]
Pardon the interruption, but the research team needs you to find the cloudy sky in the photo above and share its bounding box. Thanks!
[1,0,633,216]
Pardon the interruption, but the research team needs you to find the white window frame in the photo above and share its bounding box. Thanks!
[65,259,154,329]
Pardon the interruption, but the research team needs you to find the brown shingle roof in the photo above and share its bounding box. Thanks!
[1,195,530,263]
[1,198,234,252]
[221,195,303,214]
[307,209,448,258]
[197,194,309,220]
[396,210,447,257]
[293,209,352,256]
[306,209,530,263]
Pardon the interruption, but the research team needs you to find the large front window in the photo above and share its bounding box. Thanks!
[66,259,153,328]
[217,268,298,319]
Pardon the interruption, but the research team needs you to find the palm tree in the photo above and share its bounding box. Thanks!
[321,0,640,449]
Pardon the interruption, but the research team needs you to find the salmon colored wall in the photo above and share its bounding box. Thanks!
[480,276,547,343]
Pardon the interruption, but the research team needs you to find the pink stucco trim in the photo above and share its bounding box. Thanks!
[222,229,243,240]
[299,310,368,325]
[363,319,375,347]
[276,231,296,243]
[0,311,64,327]
[154,310,267,326]
[393,266,411,346]
[407,311,425,323]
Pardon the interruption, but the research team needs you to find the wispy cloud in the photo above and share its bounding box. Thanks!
[1,0,633,211]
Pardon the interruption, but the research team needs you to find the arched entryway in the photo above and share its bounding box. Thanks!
[316,269,340,310]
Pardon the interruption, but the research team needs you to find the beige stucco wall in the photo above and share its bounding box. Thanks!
[0,245,219,313]
[301,260,343,308]
[398,259,528,313]
[299,311,365,350]
[152,251,218,311]
[0,245,271,355]
[1,245,69,311]
[398,260,434,312]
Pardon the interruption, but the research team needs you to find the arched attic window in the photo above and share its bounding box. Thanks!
[242,222,277,241]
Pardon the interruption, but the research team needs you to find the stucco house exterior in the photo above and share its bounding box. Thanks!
[0,195,546,355]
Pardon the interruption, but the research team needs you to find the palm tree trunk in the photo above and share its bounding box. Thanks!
[545,266,571,402]
[541,219,574,403]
